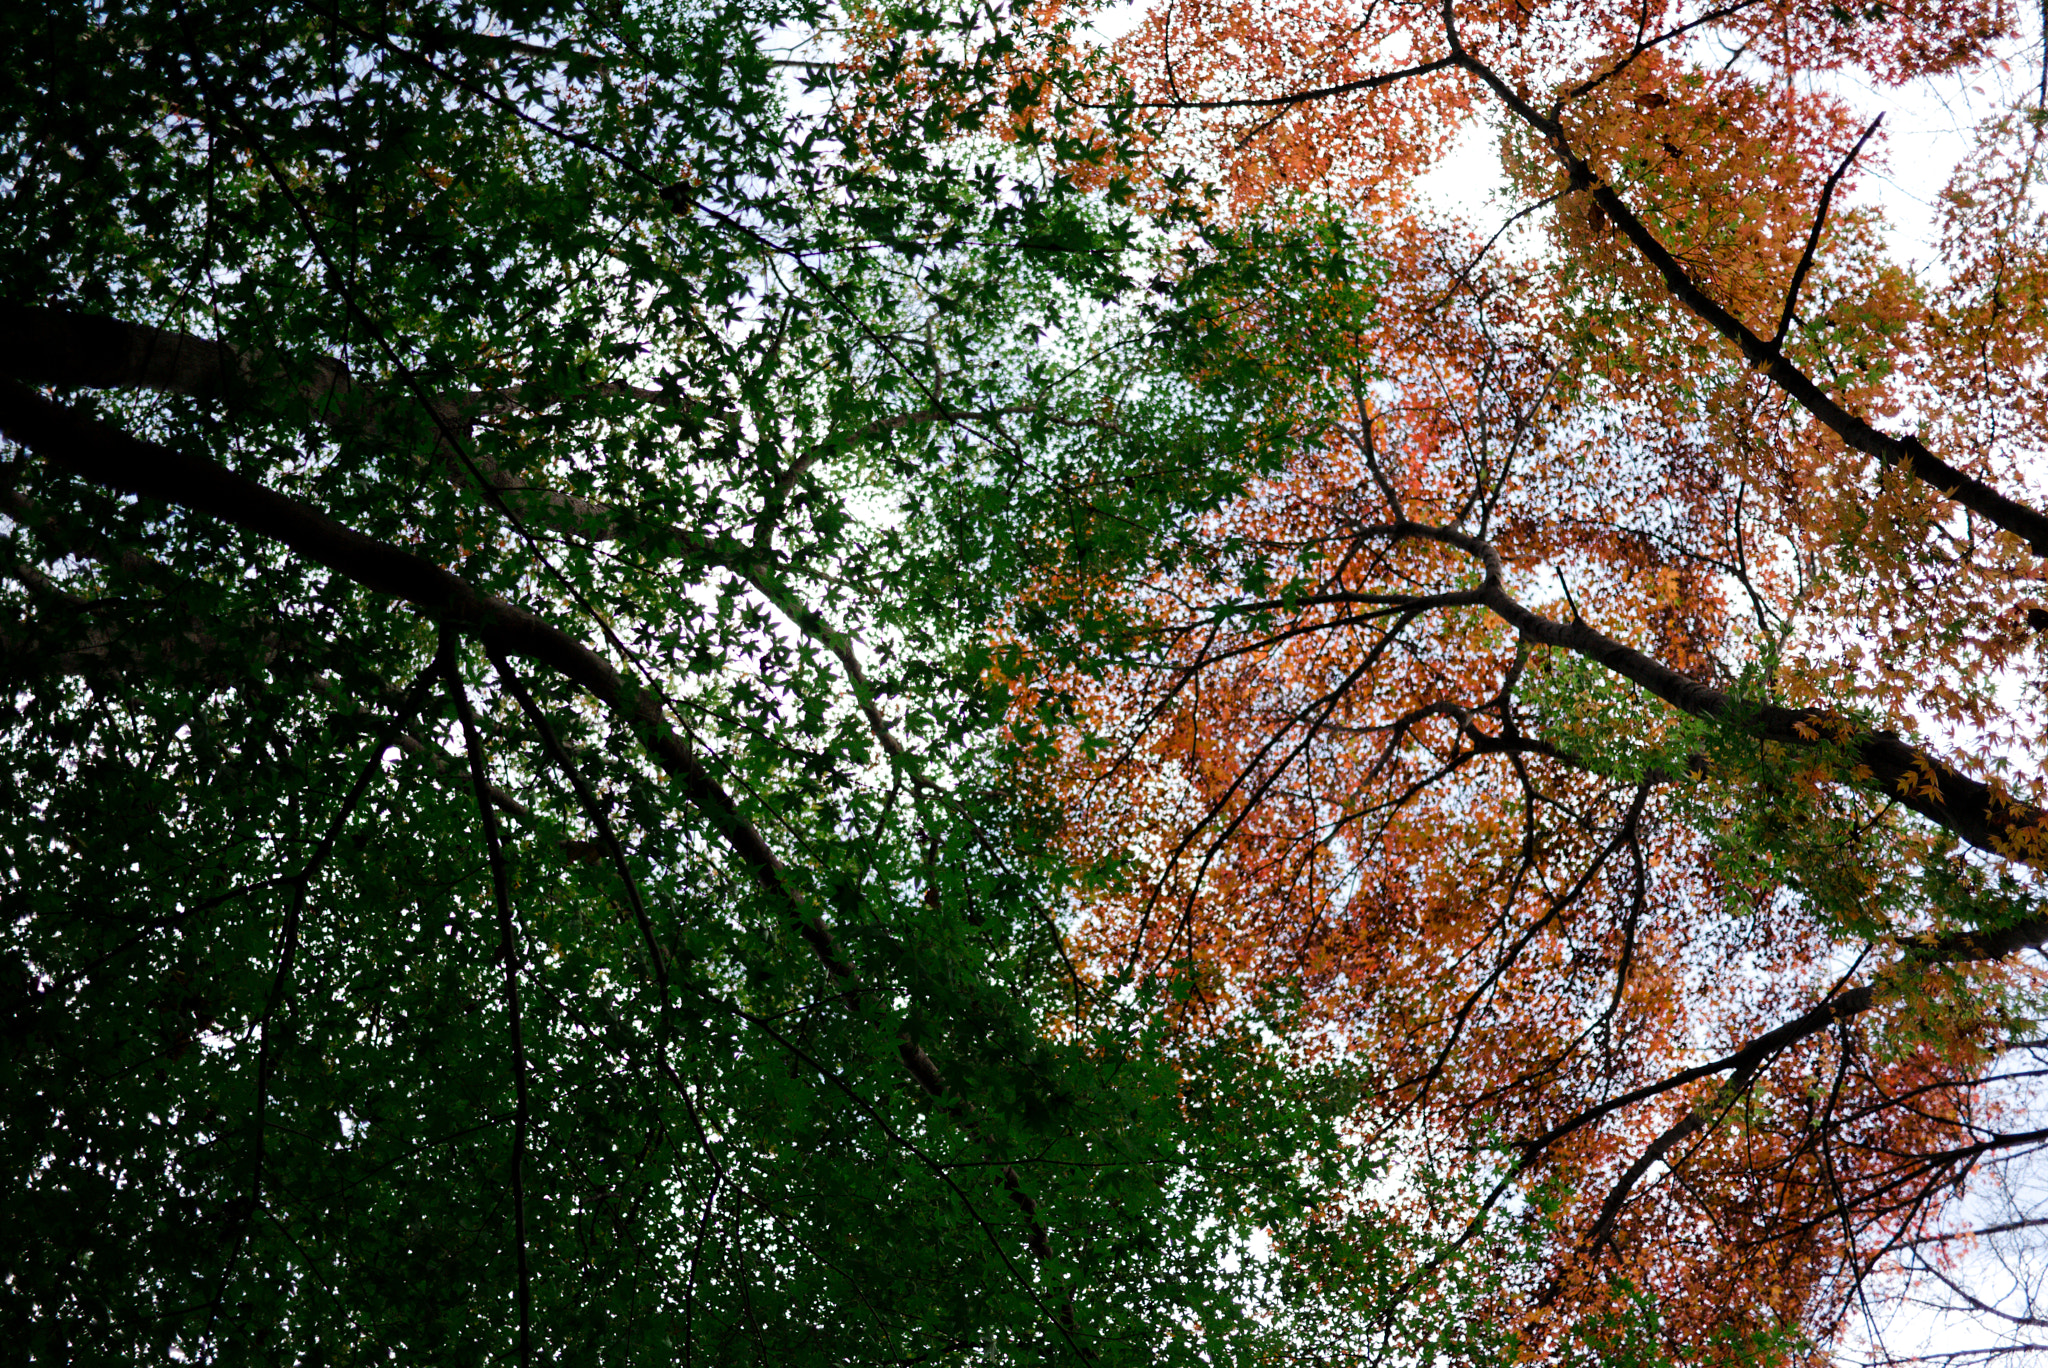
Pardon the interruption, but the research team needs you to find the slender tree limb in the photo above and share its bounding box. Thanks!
[446,646,534,1368]
[0,374,1072,1263]
[1108,53,1457,111]
[0,509,533,820]
[1776,115,1883,348]
[1,304,970,768]
[1374,518,2048,873]
[212,632,452,1331]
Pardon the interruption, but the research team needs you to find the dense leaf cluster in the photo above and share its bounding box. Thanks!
[0,1,1389,1362]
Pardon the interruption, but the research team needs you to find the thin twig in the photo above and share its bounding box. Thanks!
[446,648,534,1368]
[1104,54,1456,111]
[209,633,452,1328]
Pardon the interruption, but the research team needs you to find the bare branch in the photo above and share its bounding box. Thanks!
[1776,116,1884,349]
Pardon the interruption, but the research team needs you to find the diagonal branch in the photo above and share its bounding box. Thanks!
[0,375,847,959]
[1438,9,2048,557]
[1775,115,1883,349]
[1112,53,1458,111]
[1397,518,2048,872]
[0,375,1074,1271]
[1,304,974,769]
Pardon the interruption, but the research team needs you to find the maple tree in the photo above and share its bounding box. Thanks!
[20,0,2048,1360]
[976,0,2048,1363]
[0,1,1438,1361]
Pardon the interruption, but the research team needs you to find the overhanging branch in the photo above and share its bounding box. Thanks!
[0,376,817,930]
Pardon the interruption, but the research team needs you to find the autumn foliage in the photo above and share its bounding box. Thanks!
[1011,0,2048,1361]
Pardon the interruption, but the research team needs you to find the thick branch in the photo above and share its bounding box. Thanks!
[0,376,846,954]
[0,304,349,404]
[2,305,949,767]
[1437,28,2048,557]
[1394,522,2048,871]
[0,333,1013,1103]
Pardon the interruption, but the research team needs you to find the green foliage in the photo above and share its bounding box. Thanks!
[1524,644,1708,784]
[0,0,1415,1362]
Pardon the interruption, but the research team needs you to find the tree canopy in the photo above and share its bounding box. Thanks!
[0,1,1371,1359]
[10,0,2048,1365]
[1024,0,2048,1363]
